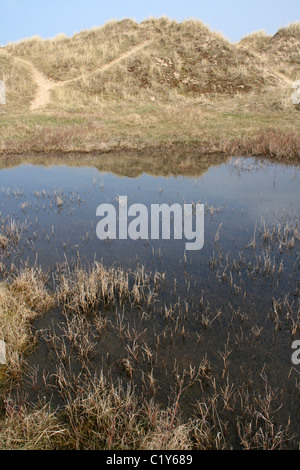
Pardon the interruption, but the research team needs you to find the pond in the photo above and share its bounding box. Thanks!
[0,154,299,445]
[1,156,298,272]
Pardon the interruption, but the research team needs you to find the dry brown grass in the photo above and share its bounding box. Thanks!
[227,130,300,161]
[2,17,299,112]
[57,261,164,314]
[0,52,36,111]
[0,84,299,160]
[0,267,54,378]
[11,266,54,314]
[0,345,293,450]
[0,256,298,450]
[239,22,300,81]
[0,371,193,450]
[0,235,8,250]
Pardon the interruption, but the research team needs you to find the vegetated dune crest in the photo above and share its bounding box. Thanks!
[0,18,299,112]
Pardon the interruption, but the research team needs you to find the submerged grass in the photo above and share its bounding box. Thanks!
[0,365,292,450]
[0,251,298,449]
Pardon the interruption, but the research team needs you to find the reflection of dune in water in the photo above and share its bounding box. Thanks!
[0,150,229,178]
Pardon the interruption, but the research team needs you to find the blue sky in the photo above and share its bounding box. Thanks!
[1,0,299,45]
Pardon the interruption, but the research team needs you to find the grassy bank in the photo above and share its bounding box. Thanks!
[0,99,300,161]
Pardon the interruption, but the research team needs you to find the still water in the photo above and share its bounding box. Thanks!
[0,156,298,272]
[0,155,299,434]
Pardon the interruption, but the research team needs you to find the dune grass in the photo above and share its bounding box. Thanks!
[239,22,300,80]
[0,53,36,111]
[0,18,299,159]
